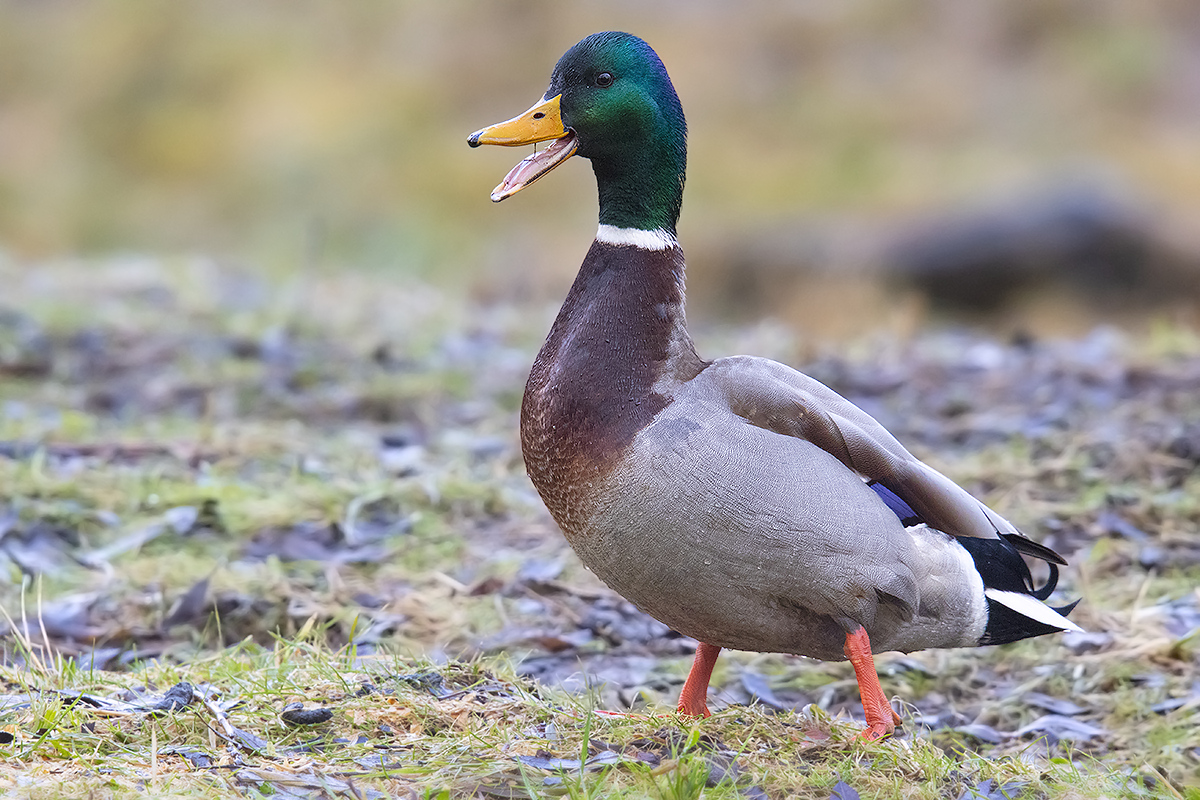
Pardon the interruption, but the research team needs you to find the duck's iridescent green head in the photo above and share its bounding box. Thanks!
[468,32,688,234]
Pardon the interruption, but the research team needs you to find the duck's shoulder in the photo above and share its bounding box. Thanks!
[694,355,855,408]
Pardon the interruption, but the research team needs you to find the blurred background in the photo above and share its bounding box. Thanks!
[2,9,1200,778]
[2,0,1199,339]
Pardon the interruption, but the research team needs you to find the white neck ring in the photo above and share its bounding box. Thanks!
[595,224,677,251]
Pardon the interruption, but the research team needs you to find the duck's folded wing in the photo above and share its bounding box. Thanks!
[704,355,1059,560]
[700,355,1080,638]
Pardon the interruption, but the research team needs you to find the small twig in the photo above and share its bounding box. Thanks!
[36,576,53,672]
[492,593,510,629]
[431,572,469,594]
[523,578,613,602]
[518,584,583,626]
[19,576,46,674]
[343,490,386,547]
[0,599,37,673]
[1141,765,1184,800]
[77,520,168,568]
[1129,569,1155,627]
[200,690,239,740]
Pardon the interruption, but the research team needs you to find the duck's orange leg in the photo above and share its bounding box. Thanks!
[843,627,901,740]
[677,642,721,717]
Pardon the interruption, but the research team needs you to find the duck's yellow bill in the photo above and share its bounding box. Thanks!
[467,94,578,202]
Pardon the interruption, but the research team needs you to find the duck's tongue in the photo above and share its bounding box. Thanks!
[491,133,578,202]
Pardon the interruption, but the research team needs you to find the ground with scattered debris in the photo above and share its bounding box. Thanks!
[1,256,1198,798]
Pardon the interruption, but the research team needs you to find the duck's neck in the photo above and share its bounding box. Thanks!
[592,140,686,234]
[529,234,702,404]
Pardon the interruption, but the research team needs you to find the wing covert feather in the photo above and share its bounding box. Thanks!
[706,356,1016,541]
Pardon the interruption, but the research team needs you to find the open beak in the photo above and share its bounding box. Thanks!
[467,94,578,202]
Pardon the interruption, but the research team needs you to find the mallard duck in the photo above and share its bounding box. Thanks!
[468,31,1080,740]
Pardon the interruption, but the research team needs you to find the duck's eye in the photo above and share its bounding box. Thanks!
[595,72,614,88]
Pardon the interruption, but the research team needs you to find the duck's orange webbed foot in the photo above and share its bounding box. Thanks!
[843,627,901,741]
[580,642,722,721]
[676,642,721,718]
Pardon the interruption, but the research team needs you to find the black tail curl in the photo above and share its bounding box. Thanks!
[957,532,1079,646]
[957,532,1062,599]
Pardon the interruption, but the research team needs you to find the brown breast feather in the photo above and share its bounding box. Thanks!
[521,240,705,535]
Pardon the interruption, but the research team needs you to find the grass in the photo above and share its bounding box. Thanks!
[0,636,1163,799]
[0,255,1198,797]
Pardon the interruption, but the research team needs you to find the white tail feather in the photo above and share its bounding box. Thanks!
[985,589,1084,632]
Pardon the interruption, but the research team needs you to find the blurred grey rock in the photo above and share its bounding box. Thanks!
[1022,691,1087,716]
[885,177,1196,312]
[1062,630,1114,655]
[1014,714,1106,742]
